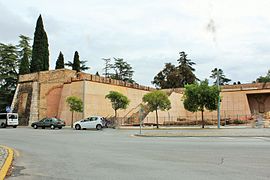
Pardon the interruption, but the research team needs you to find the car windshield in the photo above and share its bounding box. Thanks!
[8,114,17,119]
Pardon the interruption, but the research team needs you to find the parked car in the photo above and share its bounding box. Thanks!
[31,118,65,129]
[73,116,105,130]
[0,113,19,128]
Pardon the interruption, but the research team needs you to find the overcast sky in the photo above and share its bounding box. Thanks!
[1,0,270,86]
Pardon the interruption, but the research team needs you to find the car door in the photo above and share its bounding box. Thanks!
[44,118,52,127]
[81,118,91,129]
[89,117,98,128]
[37,119,45,127]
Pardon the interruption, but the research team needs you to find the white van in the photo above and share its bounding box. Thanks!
[0,113,19,128]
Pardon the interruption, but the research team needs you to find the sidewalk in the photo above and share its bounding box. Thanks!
[0,146,14,180]
[0,146,8,169]
[130,127,270,137]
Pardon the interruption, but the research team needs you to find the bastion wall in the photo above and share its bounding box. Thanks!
[11,69,270,126]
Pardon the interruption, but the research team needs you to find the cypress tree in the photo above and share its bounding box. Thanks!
[31,15,49,72]
[73,51,80,72]
[65,51,89,72]
[55,51,65,69]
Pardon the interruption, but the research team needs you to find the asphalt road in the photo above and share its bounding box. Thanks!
[0,127,270,180]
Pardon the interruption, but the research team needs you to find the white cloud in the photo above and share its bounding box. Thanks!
[1,0,270,86]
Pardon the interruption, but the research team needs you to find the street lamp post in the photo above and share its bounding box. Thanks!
[139,108,144,135]
[217,69,221,129]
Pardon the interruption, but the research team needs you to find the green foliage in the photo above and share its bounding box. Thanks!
[143,90,171,112]
[152,63,182,88]
[105,91,130,117]
[66,96,83,113]
[233,119,245,124]
[0,43,19,112]
[110,58,134,83]
[66,96,83,128]
[142,90,171,128]
[102,58,112,78]
[210,68,231,85]
[31,15,49,72]
[18,35,31,75]
[152,51,197,88]
[256,70,270,83]
[18,35,32,58]
[55,51,65,69]
[65,51,89,72]
[19,53,30,75]
[73,51,80,71]
[177,51,197,86]
[183,80,219,128]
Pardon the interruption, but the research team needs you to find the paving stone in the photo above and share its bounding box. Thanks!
[0,146,8,170]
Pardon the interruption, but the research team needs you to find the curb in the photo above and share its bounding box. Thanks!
[134,134,270,138]
[0,146,14,180]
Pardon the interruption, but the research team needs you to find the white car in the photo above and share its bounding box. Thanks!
[73,116,104,130]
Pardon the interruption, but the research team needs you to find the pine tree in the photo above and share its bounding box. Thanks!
[19,53,30,75]
[152,51,197,88]
[0,43,18,112]
[31,15,49,72]
[110,58,134,83]
[210,68,231,85]
[177,51,197,86]
[18,35,31,75]
[55,51,65,69]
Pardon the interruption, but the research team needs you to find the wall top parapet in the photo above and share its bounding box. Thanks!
[221,83,270,92]
[162,83,270,94]
[18,69,155,91]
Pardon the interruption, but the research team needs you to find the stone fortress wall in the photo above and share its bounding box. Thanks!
[11,69,270,126]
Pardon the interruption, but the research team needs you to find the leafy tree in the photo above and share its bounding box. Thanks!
[152,63,182,88]
[256,70,270,83]
[66,96,83,128]
[66,51,89,72]
[142,90,171,128]
[105,91,130,119]
[111,58,134,83]
[183,80,219,128]
[18,35,31,75]
[152,51,197,88]
[31,15,49,72]
[55,51,65,69]
[0,43,19,112]
[210,68,231,85]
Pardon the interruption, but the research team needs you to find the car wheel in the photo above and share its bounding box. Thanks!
[33,124,38,129]
[75,124,81,130]
[96,124,102,130]
[1,123,6,128]
[13,125,17,128]
[58,127,62,129]
[50,125,55,129]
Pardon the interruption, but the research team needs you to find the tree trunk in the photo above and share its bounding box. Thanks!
[71,111,74,128]
[201,110,204,128]
[114,109,117,126]
[156,109,159,129]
